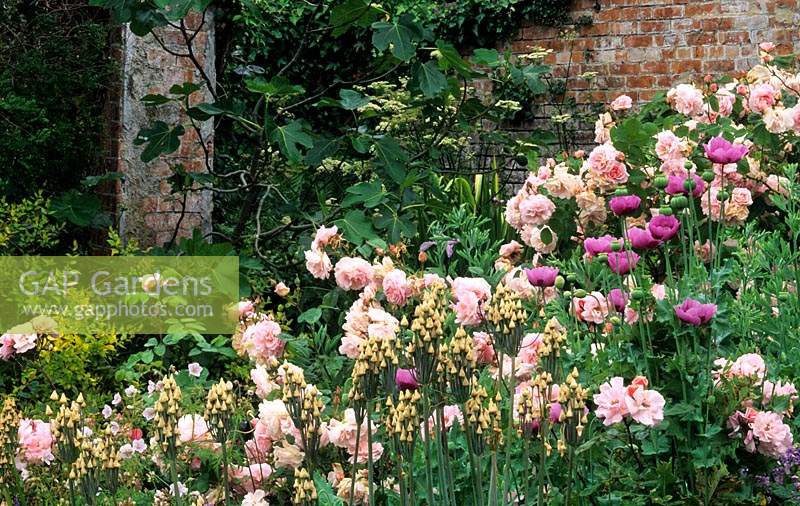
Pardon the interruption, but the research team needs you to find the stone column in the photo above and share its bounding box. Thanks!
[116,11,214,247]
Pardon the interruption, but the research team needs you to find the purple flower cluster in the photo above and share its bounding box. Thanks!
[674,297,717,325]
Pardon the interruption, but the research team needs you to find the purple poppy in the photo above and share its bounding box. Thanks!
[626,226,661,250]
[525,266,559,287]
[395,368,419,390]
[607,251,640,275]
[609,195,642,216]
[648,215,681,241]
[665,174,705,198]
[607,288,629,312]
[674,297,717,325]
[704,136,749,165]
[584,235,617,257]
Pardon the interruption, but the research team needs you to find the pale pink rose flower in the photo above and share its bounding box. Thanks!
[242,318,285,363]
[544,164,584,199]
[17,419,54,465]
[624,388,665,426]
[311,224,339,250]
[571,291,609,324]
[251,365,279,399]
[752,410,793,458]
[523,225,557,254]
[654,130,687,161]
[518,194,556,227]
[759,42,776,52]
[499,240,523,259]
[515,333,543,379]
[593,377,629,426]
[748,83,777,113]
[585,143,629,187]
[274,282,290,297]
[238,300,255,318]
[241,489,270,506]
[762,380,798,407]
[274,440,306,469]
[334,257,374,291]
[504,193,524,230]
[610,94,633,111]
[659,158,689,177]
[421,405,464,438]
[177,414,210,444]
[382,269,411,306]
[716,89,736,117]
[594,112,613,143]
[450,277,492,326]
[730,187,753,206]
[763,106,795,133]
[472,332,495,365]
[730,353,766,382]
[257,399,296,441]
[667,83,704,116]
[229,463,272,493]
[305,248,333,279]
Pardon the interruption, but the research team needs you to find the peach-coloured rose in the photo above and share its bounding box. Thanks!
[305,248,333,279]
[610,94,633,111]
[312,224,339,250]
[382,269,411,306]
[273,440,305,469]
[667,83,704,116]
[334,257,374,291]
[177,414,211,444]
[748,83,777,113]
[274,282,290,297]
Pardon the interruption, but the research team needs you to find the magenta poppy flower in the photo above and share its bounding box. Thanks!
[395,368,419,390]
[584,235,617,257]
[703,136,749,164]
[626,227,661,250]
[607,288,628,312]
[648,215,681,241]
[549,402,562,424]
[525,266,559,287]
[674,297,717,325]
[607,251,640,275]
[609,195,641,216]
[665,174,705,197]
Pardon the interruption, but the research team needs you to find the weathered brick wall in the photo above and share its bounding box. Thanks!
[504,0,800,146]
[116,11,214,247]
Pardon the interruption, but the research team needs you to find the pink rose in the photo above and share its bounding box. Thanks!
[667,83,704,116]
[305,248,333,279]
[242,318,285,362]
[382,269,411,305]
[472,332,495,365]
[751,411,793,458]
[593,377,628,426]
[334,257,374,291]
[17,419,54,465]
[624,388,665,426]
[518,194,556,227]
[748,83,776,113]
[571,291,609,324]
[311,224,338,250]
[177,414,211,444]
[610,94,633,111]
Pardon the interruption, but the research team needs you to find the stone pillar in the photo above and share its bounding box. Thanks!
[116,11,214,247]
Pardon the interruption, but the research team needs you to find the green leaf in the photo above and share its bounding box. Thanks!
[330,0,381,37]
[471,48,501,67]
[371,15,422,61]
[335,209,378,244]
[341,180,386,208]
[305,135,343,166]
[245,76,305,97]
[81,172,124,188]
[270,120,314,163]
[339,89,370,110]
[141,93,171,106]
[314,471,344,505]
[414,61,448,98]
[169,82,202,96]
[298,307,323,325]
[52,190,109,228]
[610,118,658,165]
[372,136,408,183]
[373,212,416,242]
[435,41,474,76]
[134,121,185,162]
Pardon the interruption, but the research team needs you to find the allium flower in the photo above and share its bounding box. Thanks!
[583,235,617,257]
[674,297,717,325]
[395,368,419,391]
[626,227,661,250]
[524,266,559,287]
[607,251,640,275]
[665,174,705,197]
[607,288,628,313]
[608,195,641,216]
[703,136,749,164]
[647,215,681,241]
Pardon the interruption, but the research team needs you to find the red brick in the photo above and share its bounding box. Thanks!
[625,35,653,47]
[652,6,684,18]
[626,75,656,88]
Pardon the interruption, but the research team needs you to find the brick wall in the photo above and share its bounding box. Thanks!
[504,0,800,145]
[116,11,214,247]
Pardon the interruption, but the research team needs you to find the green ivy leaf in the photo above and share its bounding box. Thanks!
[270,120,314,163]
[134,121,185,162]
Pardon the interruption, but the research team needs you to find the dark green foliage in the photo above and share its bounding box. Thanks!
[0,0,116,202]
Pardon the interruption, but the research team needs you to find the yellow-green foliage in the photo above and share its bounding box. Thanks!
[15,330,132,402]
[0,192,63,254]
